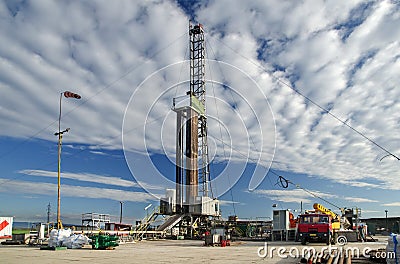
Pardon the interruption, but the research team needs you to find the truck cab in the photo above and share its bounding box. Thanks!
[297,213,332,245]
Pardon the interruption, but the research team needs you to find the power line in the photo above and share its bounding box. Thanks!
[206,34,285,210]
[210,134,341,210]
[0,32,187,162]
[206,44,236,215]
[213,37,400,161]
[270,172,341,210]
[0,115,166,186]
[205,36,278,212]
[202,32,396,210]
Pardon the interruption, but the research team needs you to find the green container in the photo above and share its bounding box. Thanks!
[90,234,119,250]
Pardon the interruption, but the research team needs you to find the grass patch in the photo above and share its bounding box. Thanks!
[12,228,30,235]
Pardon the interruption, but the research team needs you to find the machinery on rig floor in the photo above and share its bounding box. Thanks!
[297,203,363,245]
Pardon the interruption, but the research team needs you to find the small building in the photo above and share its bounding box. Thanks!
[0,217,13,240]
[105,222,132,231]
[272,210,297,241]
[81,213,110,230]
[362,217,400,235]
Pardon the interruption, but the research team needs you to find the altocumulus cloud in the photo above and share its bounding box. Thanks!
[1,0,400,197]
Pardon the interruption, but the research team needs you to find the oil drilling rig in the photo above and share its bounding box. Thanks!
[159,23,220,237]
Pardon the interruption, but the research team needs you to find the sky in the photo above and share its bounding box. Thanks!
[0,0,400,225]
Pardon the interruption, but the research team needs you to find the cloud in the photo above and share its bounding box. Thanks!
[0,0,400,201]
[383,202,400,207]
[337,180,380,189]
[197,0,400,192]
[0,179,156,203]
[344,197,378,203]
[19,169,163,190]
[89,151,108,156]
[218,199,242,206]
[361,209,381,214]
[0,0,188,149]
[252,189,337,204]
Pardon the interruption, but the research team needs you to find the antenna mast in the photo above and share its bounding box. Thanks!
[47,202,51,224]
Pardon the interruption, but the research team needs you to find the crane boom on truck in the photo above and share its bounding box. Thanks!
[313,203,338,218]
[313,203,341,230]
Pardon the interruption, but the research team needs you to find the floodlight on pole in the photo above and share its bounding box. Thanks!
[145,204,152,219]
[55,91,81,230]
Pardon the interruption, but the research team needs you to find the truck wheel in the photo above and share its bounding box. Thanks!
[301,237,307,245]
[331,233,337,245]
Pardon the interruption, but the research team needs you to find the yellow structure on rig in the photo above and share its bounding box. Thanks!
[313,203,341,230]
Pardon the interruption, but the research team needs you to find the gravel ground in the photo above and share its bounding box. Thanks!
[0,238,389,264]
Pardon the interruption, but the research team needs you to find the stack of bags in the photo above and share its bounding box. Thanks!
[62,233,92,249]
[48,229,91,249]
[48,228,72,247]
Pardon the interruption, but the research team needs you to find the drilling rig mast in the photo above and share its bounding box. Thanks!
[159,23,219,236]
[189,23,209,198]
[174,22,217,213]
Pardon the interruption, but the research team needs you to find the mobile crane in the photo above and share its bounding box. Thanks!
[297,203,358,245]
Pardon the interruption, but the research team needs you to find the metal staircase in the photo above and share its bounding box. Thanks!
[156,214,184,231]
[133,206,160,241]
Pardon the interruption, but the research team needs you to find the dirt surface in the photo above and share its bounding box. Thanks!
[0,239,389,264]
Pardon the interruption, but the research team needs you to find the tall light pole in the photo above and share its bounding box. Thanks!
[119,201,123,224]
[385,210,389,232]
[55,91,81,230]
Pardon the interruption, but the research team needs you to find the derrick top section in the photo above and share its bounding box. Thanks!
[189,23,204,35]
[188,22,206,109]
[173,22,206,116]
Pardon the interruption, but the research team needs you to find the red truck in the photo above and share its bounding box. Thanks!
[297,213,333,245]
